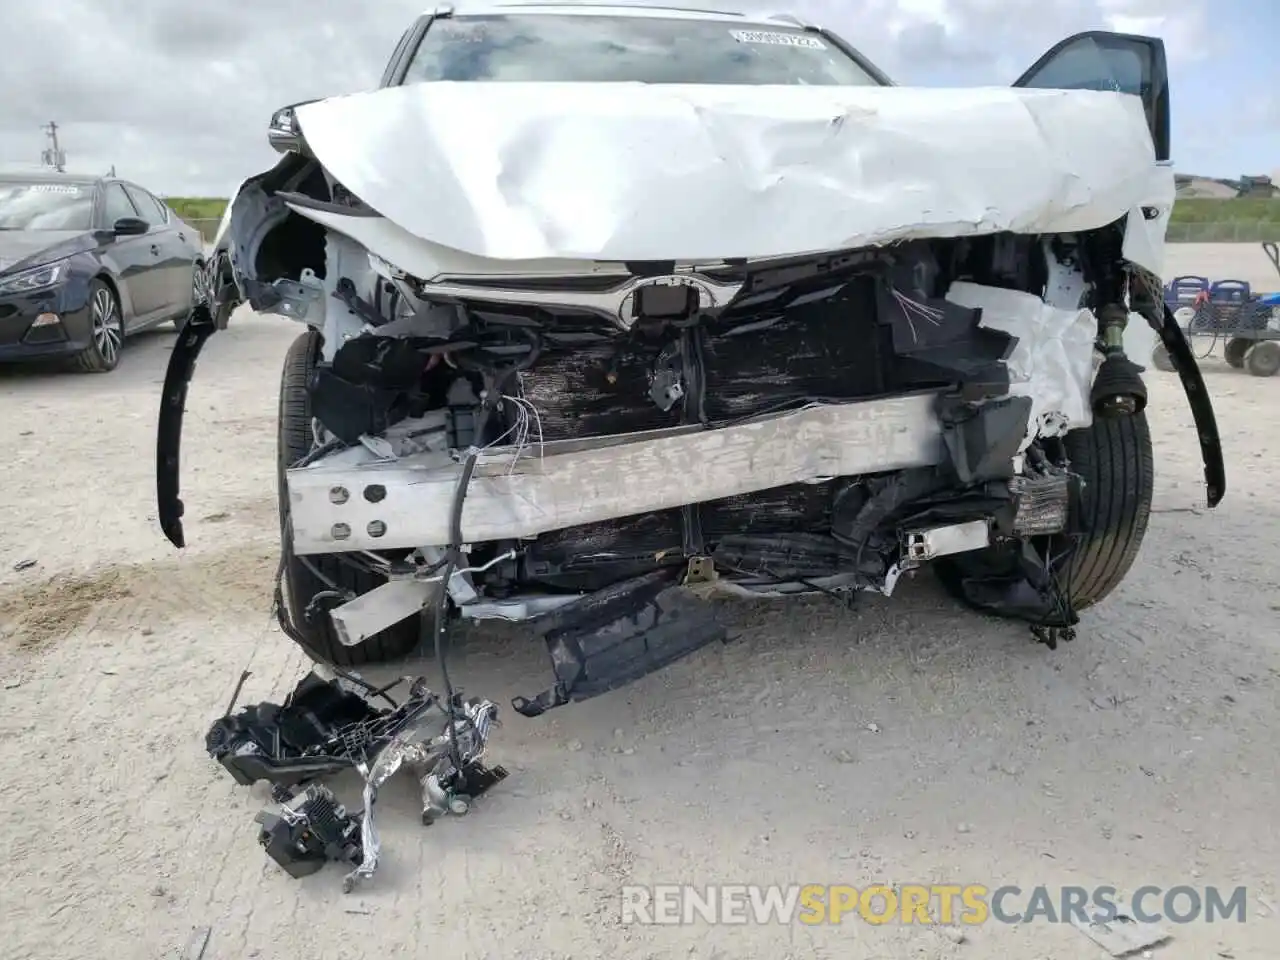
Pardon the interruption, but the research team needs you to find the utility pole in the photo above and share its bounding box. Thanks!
[41,121,66,172]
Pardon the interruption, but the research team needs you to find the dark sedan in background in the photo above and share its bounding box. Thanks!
[0,173,204,372]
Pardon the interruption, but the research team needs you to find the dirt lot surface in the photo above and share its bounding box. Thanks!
[2,278,1278,959]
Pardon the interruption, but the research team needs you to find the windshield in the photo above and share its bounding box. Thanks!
[0,182,94,231]
[402,15,882,86]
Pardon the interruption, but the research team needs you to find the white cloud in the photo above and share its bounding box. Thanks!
[1098,0,1213,62]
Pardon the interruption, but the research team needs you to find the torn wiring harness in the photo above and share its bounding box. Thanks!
[207,670,507,892]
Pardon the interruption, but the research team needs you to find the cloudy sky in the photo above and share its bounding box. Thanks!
[1,0,1275,197]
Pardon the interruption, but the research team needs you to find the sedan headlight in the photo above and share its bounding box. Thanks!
[0,260,68,295]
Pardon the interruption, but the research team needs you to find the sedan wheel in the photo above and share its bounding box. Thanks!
[175,259,207,331]
[73,281,124,373]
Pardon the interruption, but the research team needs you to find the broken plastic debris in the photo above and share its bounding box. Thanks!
[180,926,211,960]
[1070,906,1170,957]
[205,671,506,892]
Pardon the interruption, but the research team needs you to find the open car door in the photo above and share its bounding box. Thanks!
[1012,31,1223,510]
[1013,31,1170,162]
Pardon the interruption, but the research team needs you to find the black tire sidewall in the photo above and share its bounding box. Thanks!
[1245,342,1280,377]
[175,259,205,331]
[277,330,328,650]
[76,279,120,373]
[936,412,1154,616]
[1056,411,1154,609]
[1224,338,1249,368]
[276,329,421,666]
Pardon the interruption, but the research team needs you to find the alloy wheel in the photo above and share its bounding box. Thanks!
[194,258,213,307]
[91,287,123,366]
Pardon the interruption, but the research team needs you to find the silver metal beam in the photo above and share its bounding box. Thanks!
[286,392,946,555]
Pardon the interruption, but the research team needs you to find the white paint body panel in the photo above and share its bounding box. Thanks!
[946,281,1098,447]
[1120,161,1177,278]
[225,72,1174,561]
[291,82,1170,270]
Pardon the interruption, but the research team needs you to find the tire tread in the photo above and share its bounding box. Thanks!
[277,330,420,666]
[1059,411,1154,609]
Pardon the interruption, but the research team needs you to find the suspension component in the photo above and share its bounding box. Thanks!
[1091,302,1147,417]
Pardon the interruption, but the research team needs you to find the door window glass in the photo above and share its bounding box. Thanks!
[124,185,169,225]
[1018,36,1145,96]
[103,184,139,226]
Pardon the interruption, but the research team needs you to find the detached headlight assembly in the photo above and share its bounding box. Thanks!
[0,260,68,295]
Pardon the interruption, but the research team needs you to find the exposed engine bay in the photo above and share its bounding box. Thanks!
[151,13,1232,903]
[158,148,1222,712]
[207,669,506,891]
[157,68,1225,722]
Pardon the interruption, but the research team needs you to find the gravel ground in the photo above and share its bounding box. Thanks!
[2,289,1278,960]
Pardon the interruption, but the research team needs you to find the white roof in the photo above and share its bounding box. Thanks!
[429,2,813,27]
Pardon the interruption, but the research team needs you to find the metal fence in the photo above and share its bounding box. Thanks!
[1166,221,1280,243]
[184,218,222,244]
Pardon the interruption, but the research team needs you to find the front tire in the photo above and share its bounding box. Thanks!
[73,280,123,373]
[1056,412,1154,609]
[277,329,421,666]
[175,259,206,331]
[937,412,1154,618]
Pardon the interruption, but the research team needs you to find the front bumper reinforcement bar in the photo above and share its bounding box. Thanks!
[285,392,948,555]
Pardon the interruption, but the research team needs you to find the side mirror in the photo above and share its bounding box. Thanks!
[112,216,149,236]
[268,99,320,155]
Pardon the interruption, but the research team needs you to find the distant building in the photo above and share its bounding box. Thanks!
[1237,175,1276,198]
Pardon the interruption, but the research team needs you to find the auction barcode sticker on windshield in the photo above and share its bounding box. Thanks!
[730,30,826,49]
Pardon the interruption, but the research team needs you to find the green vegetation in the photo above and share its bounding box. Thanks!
[163,197,228,242]
[1172,198,1280,241]
[1167,198,1280,242]
[161,196,222,239]
[1169,198,1280,225]
[165,196,227,221]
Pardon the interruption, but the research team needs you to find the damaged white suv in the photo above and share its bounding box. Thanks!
[158,2,1223,716]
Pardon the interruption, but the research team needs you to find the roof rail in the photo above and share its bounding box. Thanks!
[485,1,744,13]
[648,4,745,13]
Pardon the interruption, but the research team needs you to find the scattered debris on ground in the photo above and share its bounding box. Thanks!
[1070,905,1171,957]
[180,925,211,960]
[206,670,507,892]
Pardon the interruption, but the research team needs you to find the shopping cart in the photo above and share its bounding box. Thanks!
[1151,242,1280,377]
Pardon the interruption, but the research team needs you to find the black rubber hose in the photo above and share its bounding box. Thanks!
[430,397,496,769]
[430,332,544,767]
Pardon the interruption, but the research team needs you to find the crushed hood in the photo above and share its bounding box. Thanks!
[292,82,1166,264]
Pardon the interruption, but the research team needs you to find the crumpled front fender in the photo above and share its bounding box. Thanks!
[157,154,330,549]
[1155,301,1225,508]
[156,303,218,548]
